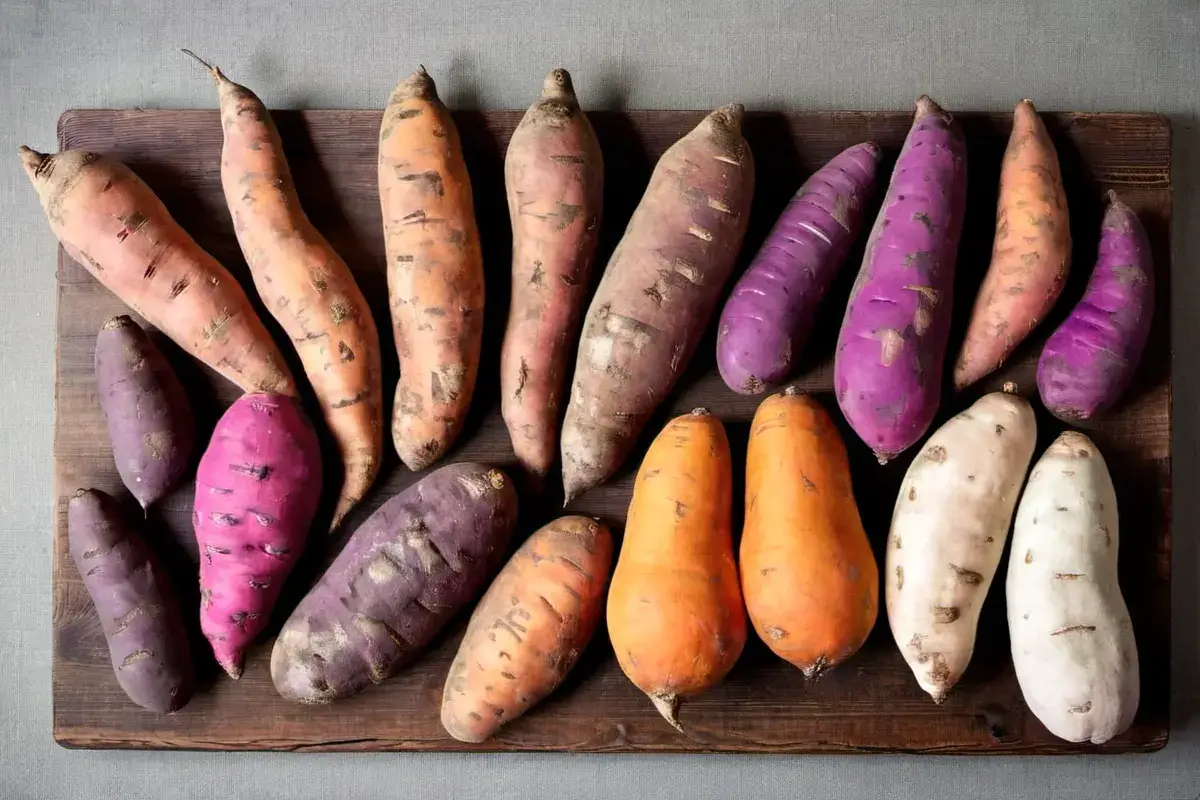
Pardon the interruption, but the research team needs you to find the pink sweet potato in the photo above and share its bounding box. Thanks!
[717,142,881,394]
[834,96,967,463]
[95,315,195,511]
[1036,192,1154,421]
[271,462,518,704]
[194,393,323,678]
[560,105,754,501]
[69,488,194,713]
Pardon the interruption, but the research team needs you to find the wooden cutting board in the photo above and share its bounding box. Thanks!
[51,106,1171,753]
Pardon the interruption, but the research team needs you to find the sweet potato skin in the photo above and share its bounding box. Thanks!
[194,393,323,678]
[380,68,485,471]
[68,488,194,713]
[607,409,746,730]
[560,106,754,501]
[20,147,295,396]
[717,142,881,394]
[954,100,1070,390]
[441,515,613,742]
[500,69,604,478]
[1036,194,1154,422]
[95,315,194,511]
[197,54,383,530]
[271,462,518,704]
[740,388,878,677]
[834,96,967,463]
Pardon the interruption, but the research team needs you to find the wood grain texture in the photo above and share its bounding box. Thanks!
[51,107,1170,754]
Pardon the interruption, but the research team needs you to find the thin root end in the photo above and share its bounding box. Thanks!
[690,407,711,417]
[18,145,48,176]
[180,48,222,82]
[875,452,892,466]
[710,103,745,131]
[220,659,244,680]
[102,315,135,331]
[1002,381,1018,395]
[543,67,575,97]
[650,693,683,732]
[782,385,801,397]
[915,95,950,122]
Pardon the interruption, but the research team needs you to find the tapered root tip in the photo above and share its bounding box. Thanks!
[1002,381,1018,395]
[102,315,136,331]
[782,385,801,397]
[1106,189,1121,205]
[875,452,892,466]
[18,145,49,178]
[650,693,683,732]
[709,103,745,131]
[395,66,438,101]
[690,407,711,416]
[180,49,223,83]
[543,68,575,97]
[915,95,951,122]
[219,658,244,680]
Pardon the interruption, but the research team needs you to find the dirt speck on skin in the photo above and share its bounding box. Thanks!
[924,445,947,463]
[932,605,960,623]
[764,625,788,640]
[949,563,983,585]
[895,565,904,590]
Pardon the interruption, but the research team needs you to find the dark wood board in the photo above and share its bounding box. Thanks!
[51,106,1171,754]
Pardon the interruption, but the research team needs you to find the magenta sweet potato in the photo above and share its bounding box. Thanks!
[834,96,967,463]
[271,462,518,704]
[717,142,881,394]
[194,393,323,678]
[95,315,195,511]
[560,105,754,501]
[68,488,194,713]
[1037,192,1154,421]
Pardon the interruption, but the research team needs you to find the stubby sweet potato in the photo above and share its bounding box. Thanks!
[271,462,518,704]
[68,488,194,713]
[1036,192,1154,422]
[194,393,323,678]
[717,142,881,394]
[834,96,967,463]
[560,105,754,501]
[95,315,195,511]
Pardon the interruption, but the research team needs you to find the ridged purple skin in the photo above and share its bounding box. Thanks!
[270,462,518,704]
[716,142,882,394]
[1037,196,1154,421]
[834,97,967,462]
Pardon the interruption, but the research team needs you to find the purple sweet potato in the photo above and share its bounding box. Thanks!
[194,393,323,679]
[717,142,882,394]
[1037,192,1154,421]
[270,462,518,704]
[95,315,195,511]
[68,488,194,713]
[834,96,967,463]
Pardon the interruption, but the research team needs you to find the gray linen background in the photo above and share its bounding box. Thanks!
[2,1,1198,798]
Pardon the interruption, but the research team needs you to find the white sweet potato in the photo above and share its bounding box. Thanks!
[1007,431,1139,743]
[885,386,1036,701]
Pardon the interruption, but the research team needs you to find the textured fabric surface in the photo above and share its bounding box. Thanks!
[2,1,1198,798]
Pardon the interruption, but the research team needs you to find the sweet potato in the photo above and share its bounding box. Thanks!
[1037,192,1154,422]
[954,100,1071,390]
[68,488,193,713]
[20,146,295,395]
[717,142,881,394]
[186,51,383,530]
[500,69,604,478]
[886,386,1036,701]
[834,96,967,463]
[441,515,612,742]
[95,315,194,511]
[561,106,754,501]
[1007,431,1139,743]
[271,462,518,704]
[740,388,878,677]
[380,67,485,471]
[194,393,323,678]
[607,409,746,731]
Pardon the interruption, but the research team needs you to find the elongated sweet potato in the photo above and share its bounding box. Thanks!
[1037,192,1154,422]
[271,462,518,704]
[380,68,485,471]
[194,393,323,678]
[607,409,746,730]
[717,142,881,394]
[561,106,754,501]
[500,69,604,478]
[20,147,294,395]
[95,315,194,511]
[441,515,612,742]
[740,388,878,677]
[69,488,194,713]
[955,100,1071,390]
[834,96,967,463]
[186,51,383,530]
